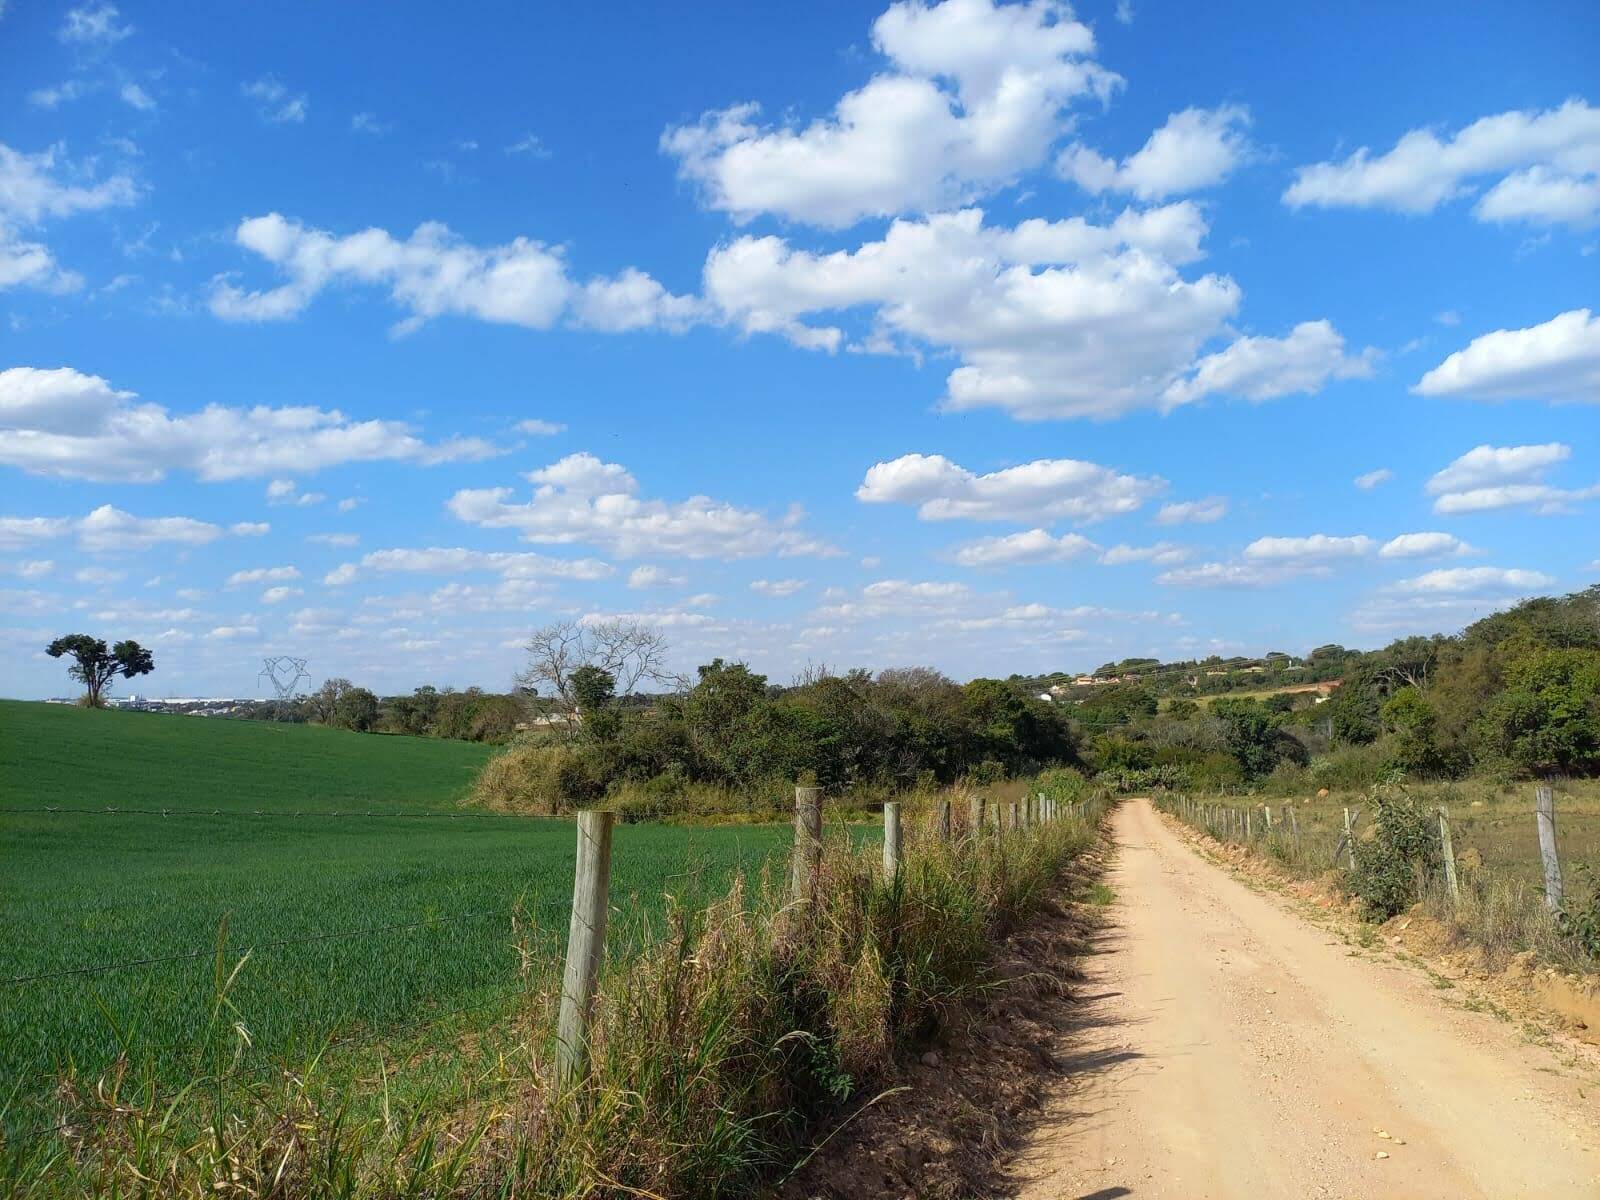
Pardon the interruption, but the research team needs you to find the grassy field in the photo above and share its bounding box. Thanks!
[0,701,791,1133]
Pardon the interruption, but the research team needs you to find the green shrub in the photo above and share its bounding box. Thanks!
[1349,783,1441,920]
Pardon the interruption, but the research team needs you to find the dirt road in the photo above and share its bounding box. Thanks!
[1015,798,1600,1199]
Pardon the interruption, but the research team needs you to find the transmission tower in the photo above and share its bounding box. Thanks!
[259,655,310,719]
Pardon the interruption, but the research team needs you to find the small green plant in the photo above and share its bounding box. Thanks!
[1556,865,1600,960]
[1349,780,1441,920]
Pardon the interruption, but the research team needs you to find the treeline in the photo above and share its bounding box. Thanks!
[264,679,526,743]
[475,657,1079,815]
[1015,644,1359,700]
[1323,584,1600,779]
[1067,584,1600,794]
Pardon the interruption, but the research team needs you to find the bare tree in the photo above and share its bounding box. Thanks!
[516,620,677,732]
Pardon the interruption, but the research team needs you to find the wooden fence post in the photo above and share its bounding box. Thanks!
[937,798,952,841]
[556,809,614,1087]
[1245,810,1252,840]
[883,801,902,878]
[791,785,823,901]
[1536,785,1563,910]
[1017,796,1030,832]
[1286,804,1299,851]
[969,795,986,838]
[1342,807,1356,871]
[1262,805,1273,835]
[1437,805,1460,908]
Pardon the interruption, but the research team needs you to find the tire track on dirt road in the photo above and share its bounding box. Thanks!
[1013,797,1600,1199]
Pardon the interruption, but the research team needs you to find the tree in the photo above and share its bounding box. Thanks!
[516,620,676,734]
[1481,647,1600,775]
[307,677,354,725]
[1212,698,1306,778]
[45,635,154,707]
[1381,686,1448,775]
[333,686,380,732]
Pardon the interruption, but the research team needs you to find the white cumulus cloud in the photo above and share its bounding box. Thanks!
[448,453,835,560]
[1415,309,1600,403]
[1155,496,1227,525]
[661,0,1118,228]
[0,366,501,482]
[704,202,1256,419]
[1393,566,1555,594]
[209,213,700,336]
[1378,531,1476,559]
[1426,442,1599,514]
[1058,105,1251,199]
[750,578,808,597]
[945,528,1099,567]
[1162,320,1374,409]
[858,452,1165,523]
[1284,99,1600,229]
[1243,534,1375,563]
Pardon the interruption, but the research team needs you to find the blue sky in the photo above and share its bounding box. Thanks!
[3,0,1597,700]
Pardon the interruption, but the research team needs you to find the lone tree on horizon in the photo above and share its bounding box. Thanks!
[45,634,155,707]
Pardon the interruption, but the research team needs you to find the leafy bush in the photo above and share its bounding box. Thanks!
[1349,783,1441,919]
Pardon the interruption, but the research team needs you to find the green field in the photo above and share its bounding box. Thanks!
[0,701,790,1130]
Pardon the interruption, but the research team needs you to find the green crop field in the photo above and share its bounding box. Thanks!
[0,701,791,1133]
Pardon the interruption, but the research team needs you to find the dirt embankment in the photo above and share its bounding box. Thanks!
[775,836,1121,1199]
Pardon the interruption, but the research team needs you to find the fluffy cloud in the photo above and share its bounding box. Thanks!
[1154,496,1227,525]
[1154,561,1307,588]
[513,418,566,436]
[0,142,138,293]
[343,546,613,584]
[1284,99,1600,229]
[261,586,302,604]
[946,528,1098,567]
[627,565,687,589]
[857,453,1164,523]
[1393,566,1555,594]
[1,505,234,552]
[1162,320,1374,408]
[705,203,1255,419]
[267,479,326,507]
[1414,309,1600,403]
[226,565,301,586]
[0,366,500,482]
[1426,442,1599,514]
[661,0,1118,227]
[1099,541,1190,566]
[1243,534,1374,563]
[1379,531,1476,559]
[1058,105,1251,199]
[1354,468,1393,489]
[750,578,807,597]
[448,453,835,559]
[210,213,699,335]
